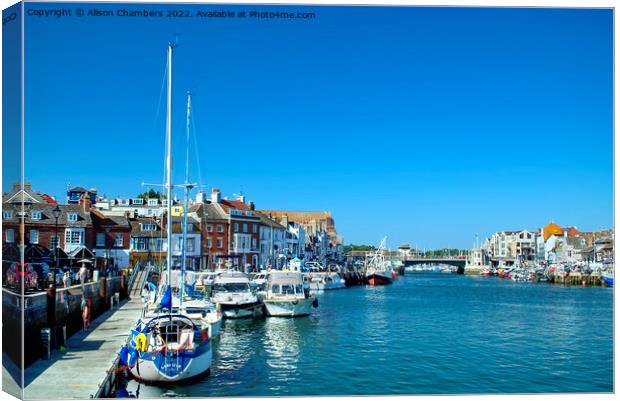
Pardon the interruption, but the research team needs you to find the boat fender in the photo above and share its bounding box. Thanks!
[135,333,148,352]
[312,298,319,308]
[128,348,138,368]
[119,345,129,366]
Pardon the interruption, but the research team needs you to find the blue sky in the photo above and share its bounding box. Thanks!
[17,4,613,248]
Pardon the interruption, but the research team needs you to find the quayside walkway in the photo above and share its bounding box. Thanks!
[23,298,144,399]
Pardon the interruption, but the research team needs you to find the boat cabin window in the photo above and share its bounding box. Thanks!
[215,282,250,292]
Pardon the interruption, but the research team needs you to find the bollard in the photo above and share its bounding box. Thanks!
[99,277,107,309]
[115,292,120,305]
[110,296,114,310]
[41,328,51,360]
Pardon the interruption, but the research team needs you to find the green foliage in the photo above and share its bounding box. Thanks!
[137,189,163,200]
[344,244,376,254]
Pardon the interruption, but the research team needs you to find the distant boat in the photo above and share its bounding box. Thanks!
[303,272,346,291]
[601,271,614,287]
[365,237,393,286]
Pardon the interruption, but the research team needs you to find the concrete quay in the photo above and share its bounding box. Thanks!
[23,297,144,400]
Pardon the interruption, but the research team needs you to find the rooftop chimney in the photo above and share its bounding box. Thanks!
[195,191,207,204]
[211,188,221,203]
[249,201,255,211]
[237,194,246,204]
[79,193,91,213]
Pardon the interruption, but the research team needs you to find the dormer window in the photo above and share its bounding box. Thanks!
[67,212,78,222]
[31,211,42,220]
[132,198,144,205]
[162,200,168,207]
[147,199,158,206]
[119,199,129,206]
[3,211,12,219]
[141,223,156,231]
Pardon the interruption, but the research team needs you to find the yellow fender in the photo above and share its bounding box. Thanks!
[135,333,148,352]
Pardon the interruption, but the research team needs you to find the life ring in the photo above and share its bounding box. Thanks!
[135,333,148,352]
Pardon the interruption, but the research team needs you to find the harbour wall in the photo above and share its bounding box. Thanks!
[2,275,128,368]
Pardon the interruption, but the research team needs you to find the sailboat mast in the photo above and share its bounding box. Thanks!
[180,92,192,303]
[165,42,173,288]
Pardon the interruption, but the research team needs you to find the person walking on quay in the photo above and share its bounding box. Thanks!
[81,296,91,331]
[62,271,71,288]
[79,263,88,287]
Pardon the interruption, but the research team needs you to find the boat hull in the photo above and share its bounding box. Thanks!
[220,301,264,319]
[602,275,614,287]
[263,298,314,317]
[129,342,212,383]
[367,273,393,286]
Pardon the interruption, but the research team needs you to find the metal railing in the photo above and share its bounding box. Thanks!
[126,260,142,293]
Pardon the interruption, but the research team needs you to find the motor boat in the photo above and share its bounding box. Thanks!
[263,271,318,317]
[211,271,263,319]
[303,272,346,291]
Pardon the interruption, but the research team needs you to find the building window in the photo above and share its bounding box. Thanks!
[132,198,144,205]
[30,230,39,244]
[115,233,123,247]
[50,236,60,249]
[252,224,257,233]
[234,223,239,232]
[146,209,153,216]
[65,230,83,245]
[207,225,213,232]
[187,238,195,252]
[5,229,14,243]
[119,199,129,206]
[147,199,158,206]
[67,212,78,222]
[31,211,42,220]
[251,238,256,249]
[207,238,212,248]
[3,210,12,219]
[141,223,156,231]
[96,233,105,247]
[217,225,223,233]
[216,238,223,249]
[187,224,193,232]
[243,223,248,233]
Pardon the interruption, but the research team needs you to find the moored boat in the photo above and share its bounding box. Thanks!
[263,271,318,317]
[364,237,393,286]
[211,271,263,319]
[303,272,346,291]
[601,271,614,287]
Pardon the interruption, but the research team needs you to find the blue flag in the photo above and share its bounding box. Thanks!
[159,285,172,310]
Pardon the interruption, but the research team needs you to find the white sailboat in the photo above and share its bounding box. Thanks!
[125,42,212,383]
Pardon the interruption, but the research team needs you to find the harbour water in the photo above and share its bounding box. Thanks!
[129,272,613,396]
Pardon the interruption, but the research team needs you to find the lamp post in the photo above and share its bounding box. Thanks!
[52,205,61,288]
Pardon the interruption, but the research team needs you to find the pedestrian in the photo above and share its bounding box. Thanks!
[79,264,88,286]
[80,296,91,330]
[62,271,71,288]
